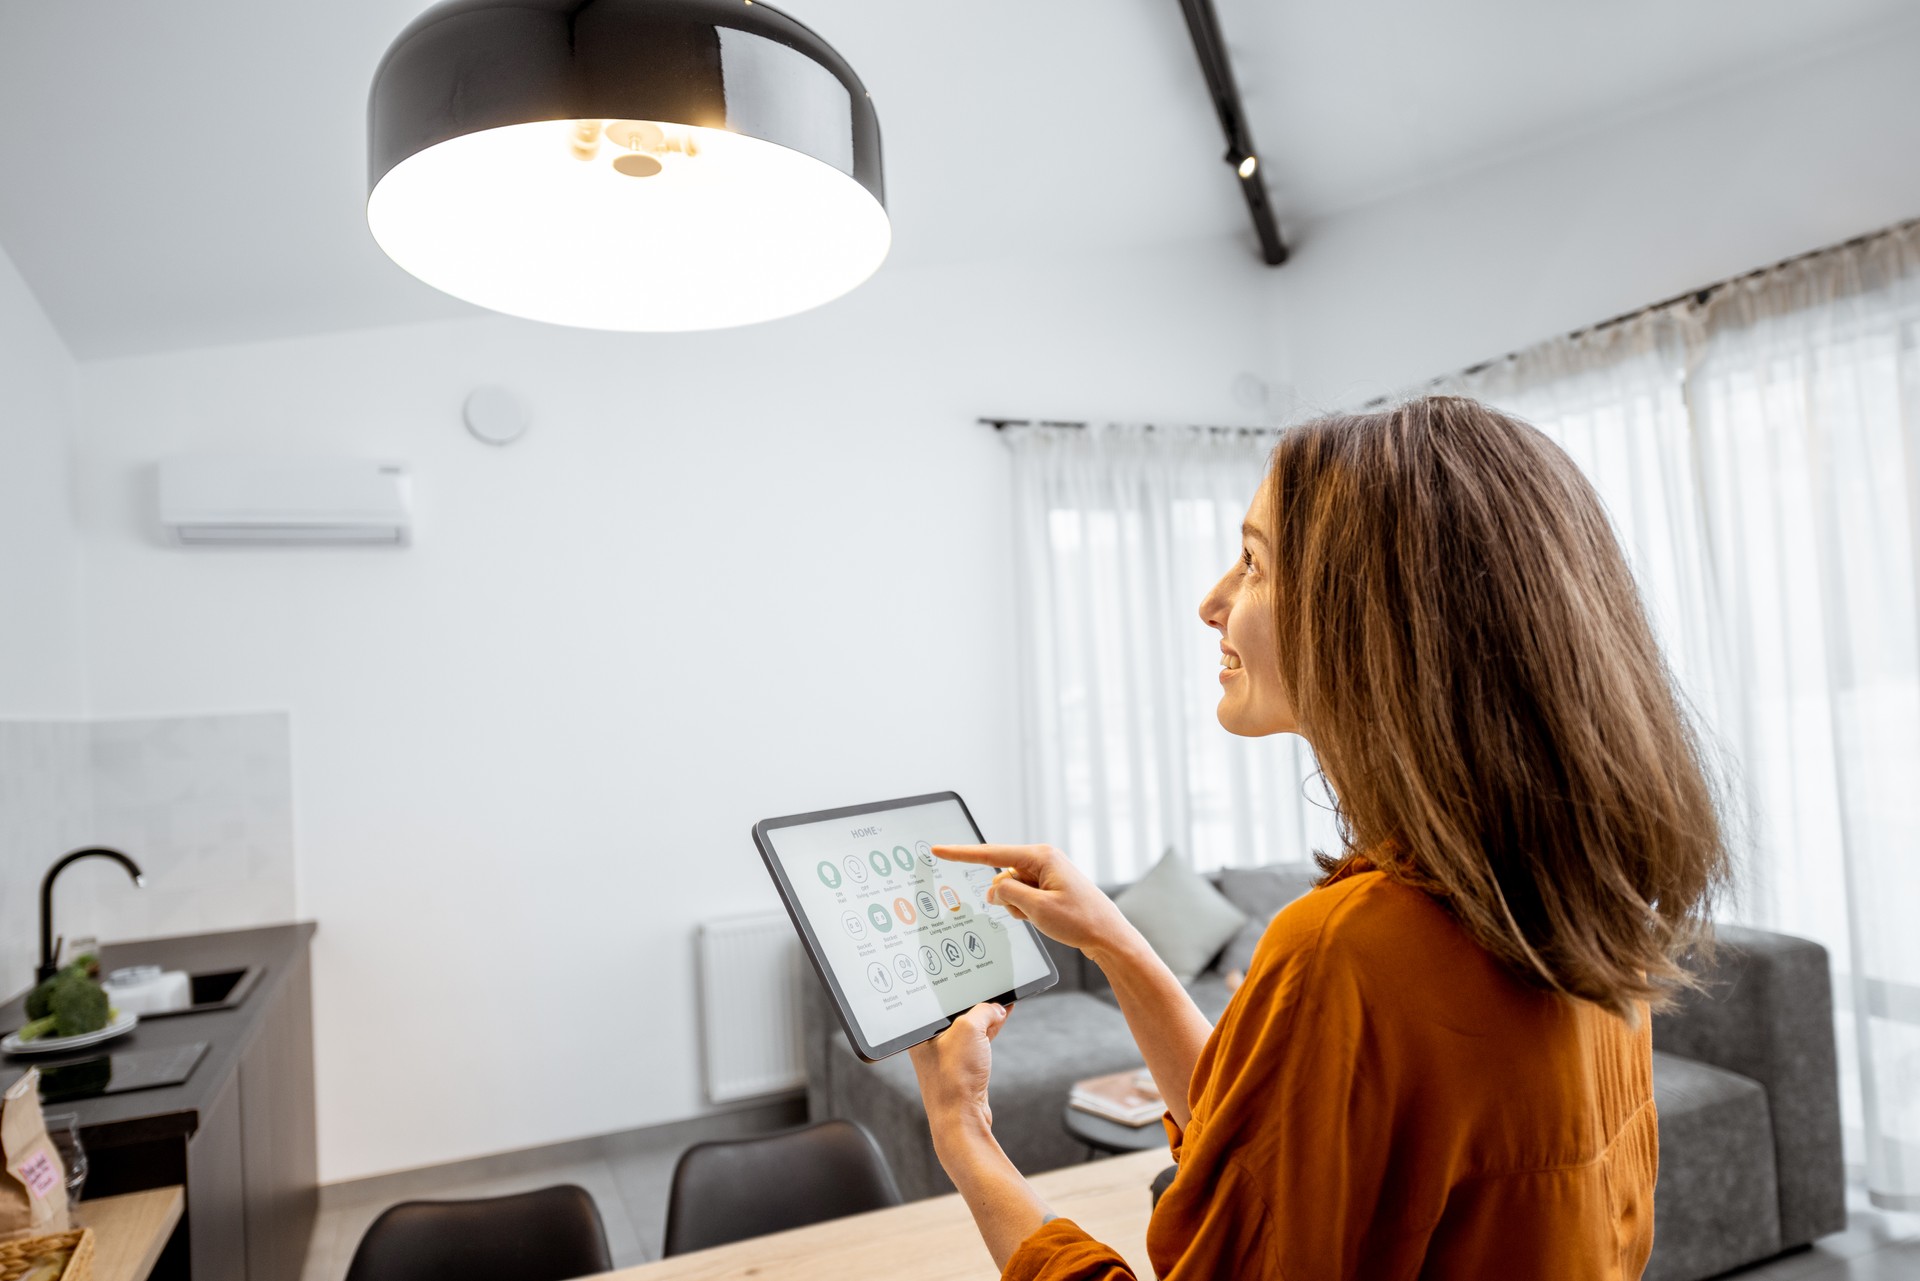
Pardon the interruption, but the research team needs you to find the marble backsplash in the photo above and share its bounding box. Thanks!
[0,711,293,998]
[0,721,92,995]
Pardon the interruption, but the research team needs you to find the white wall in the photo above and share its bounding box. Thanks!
[0,241,83,715]
[1268,20,1920,409]
[0,241,87,991]
[71,234,1271,1182]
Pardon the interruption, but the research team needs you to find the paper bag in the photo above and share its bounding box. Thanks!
[0,1069,69,1239]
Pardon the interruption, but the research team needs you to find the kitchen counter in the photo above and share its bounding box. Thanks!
[1,923,314,1150]
[1,923,319,1281]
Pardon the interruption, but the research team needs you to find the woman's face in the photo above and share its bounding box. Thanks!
[1199,474,1299,738]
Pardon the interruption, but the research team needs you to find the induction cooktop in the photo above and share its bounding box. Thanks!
[7,1042,208,1105]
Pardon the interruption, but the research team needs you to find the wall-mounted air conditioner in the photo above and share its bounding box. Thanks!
[157,456,413,547]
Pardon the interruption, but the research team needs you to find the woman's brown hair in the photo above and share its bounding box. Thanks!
[1267,395,1730,1020]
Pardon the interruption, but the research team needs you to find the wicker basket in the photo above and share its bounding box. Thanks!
[0,1227,94,1281]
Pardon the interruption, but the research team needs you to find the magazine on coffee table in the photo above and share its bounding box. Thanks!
[1069,1066,1164,1127]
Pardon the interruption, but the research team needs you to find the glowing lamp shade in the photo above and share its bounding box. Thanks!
[367,0,888,331]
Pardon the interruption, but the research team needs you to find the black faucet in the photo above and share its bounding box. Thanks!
[39,846,146,984]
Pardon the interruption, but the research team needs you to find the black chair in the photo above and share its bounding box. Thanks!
[343,1183,612,1281]
[662,1118,904,1256]
[1151,1162,1178,1209]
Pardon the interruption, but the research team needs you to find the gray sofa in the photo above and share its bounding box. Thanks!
[799,860,1845,1280]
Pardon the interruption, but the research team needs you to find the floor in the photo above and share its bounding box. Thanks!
[1723,1182,1920,1280]
[299,1130,1920,1281]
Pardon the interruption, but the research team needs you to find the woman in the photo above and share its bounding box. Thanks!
[910,396,1729,1279]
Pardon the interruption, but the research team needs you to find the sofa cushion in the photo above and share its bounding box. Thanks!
[1644,1050,1783,1281]
[1215,864,1320,974]
[1112,849,1249,982]
[1652,925,1845,1248]
[1094,972,1238,1024]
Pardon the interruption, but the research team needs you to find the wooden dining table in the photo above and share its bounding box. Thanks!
[79,1185,183,1281]
[594,1148,1169,1279]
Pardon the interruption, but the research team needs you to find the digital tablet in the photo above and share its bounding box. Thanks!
[753,791,1061,1062]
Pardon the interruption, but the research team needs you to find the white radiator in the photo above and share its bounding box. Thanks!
[697,912,809,1103]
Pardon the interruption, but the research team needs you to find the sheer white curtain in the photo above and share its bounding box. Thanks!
[1004,423,1341,886]
[1452,221,1920,1209]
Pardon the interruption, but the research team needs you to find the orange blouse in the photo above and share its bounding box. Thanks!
[1004,860,1658,1280]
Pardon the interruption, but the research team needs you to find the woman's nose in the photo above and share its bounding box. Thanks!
[1199,581,1227,628]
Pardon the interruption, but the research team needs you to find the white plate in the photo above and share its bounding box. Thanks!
[2,1009,138,1055]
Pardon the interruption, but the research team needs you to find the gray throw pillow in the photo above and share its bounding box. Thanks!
[1112,849,1250,983]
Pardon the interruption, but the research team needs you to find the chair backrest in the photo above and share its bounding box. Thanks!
[343,1183,612,1281]
[662,1118,903,1257]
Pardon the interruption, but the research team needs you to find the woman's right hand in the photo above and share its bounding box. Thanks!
[930,843,1139,958]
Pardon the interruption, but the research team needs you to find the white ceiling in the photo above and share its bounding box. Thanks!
[0,0,1911,359]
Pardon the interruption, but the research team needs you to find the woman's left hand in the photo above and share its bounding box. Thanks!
[909,1001,1013,1125]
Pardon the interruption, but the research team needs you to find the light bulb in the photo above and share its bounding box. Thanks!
[368,118,890,331]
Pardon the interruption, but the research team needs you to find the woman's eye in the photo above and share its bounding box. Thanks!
[1240,548,1255,570]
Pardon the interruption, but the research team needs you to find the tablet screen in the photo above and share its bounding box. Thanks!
[757,794,1055,1055]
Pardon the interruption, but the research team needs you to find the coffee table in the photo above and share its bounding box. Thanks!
[1063,1100,1170,1160]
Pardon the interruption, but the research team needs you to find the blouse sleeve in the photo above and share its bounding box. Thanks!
[1001,1218,1135,1281]
[1000,1158,1281,1281]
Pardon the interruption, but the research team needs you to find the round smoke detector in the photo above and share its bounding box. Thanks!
[464,387,528,446]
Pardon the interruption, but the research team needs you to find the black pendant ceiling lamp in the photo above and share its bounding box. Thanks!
[368,0,888,331]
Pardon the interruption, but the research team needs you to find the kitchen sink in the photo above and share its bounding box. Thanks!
[135,965,263,1019]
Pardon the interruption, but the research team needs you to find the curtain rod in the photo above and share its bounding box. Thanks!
[1428,213,1920,391]
[978,417,1284,438]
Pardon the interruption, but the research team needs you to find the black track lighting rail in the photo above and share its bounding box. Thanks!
[1176,0,1287,266]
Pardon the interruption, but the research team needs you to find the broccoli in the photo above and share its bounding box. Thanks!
[25,977,57,1021]
[24,957,99,1021]
[17,970,110,1040]
[50,973,109,1037]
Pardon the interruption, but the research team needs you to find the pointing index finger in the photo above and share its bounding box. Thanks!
[931,844,1049,876]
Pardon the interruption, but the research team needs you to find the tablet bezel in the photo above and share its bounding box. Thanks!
[752,790,1061,1063]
